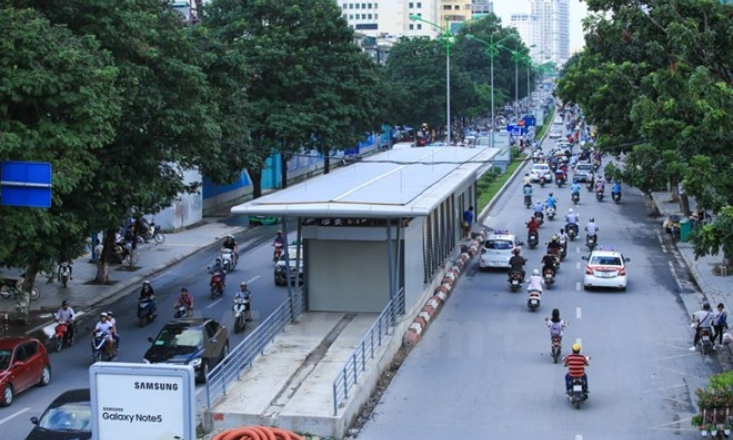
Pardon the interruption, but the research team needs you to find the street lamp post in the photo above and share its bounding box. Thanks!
[409,15,454,145]
[466,33,517,149]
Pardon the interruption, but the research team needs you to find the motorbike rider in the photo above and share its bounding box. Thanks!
[594,176,605,193]
[138,280,157,316]
[690,302,715,351]
[585,218,599,241]
[222,234,239,265]
[522,184,533,207]
[557,228,569,253]
[570,181,582,196]
[521,173,532,187]
[57,261,73,283]
[532,200,544,221]
[545,193,558,212]
[526,216,541,241]
[527,268,544,293]
[542,251,558,276]
[174,288,194,317]
[546,308,568,339]
[234,281,253,322]
[208,257,227,286]
[273,230,286,247]
[612,181,622,197]
[566,209,580,235]
[91,312,116,347]
[55,300,76,342]
[508,247,527,281]
[106,311,120,349]
[564,343,590,395]
[546,235,562,256]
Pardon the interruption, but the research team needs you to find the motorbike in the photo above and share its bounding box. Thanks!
[174,305,192,319]
[54,319,75,352]
[540,176,546,188]
[543,268,555,288]
[559,239,568,260]
[595,189,604,202]
[273,242,284,262]
[568,375,589,409]
[586,234,597,250]
[91,331,116,363]
[555,174,566,188]
[612,192,621,204]
[210,271,225,299]
[137,297,157,327]
[137,222,165,244]
[546,206,556,221]
[508,271,524,292]
[0,278,41,301]
[551,335,562,364]
[233,297,249,333]
[571,192,580,205]
[220,248,236,272]
[566,225,578,241]
[527,288,542,312]
[58,263,72,288]
[586,181,594,192]
[698,327,714,355]
[113,240,139,266]
[528,232,539,249]
[524,195,532,209]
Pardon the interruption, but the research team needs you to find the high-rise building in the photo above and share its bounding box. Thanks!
[471,0,493,16]
[338,0,442,38]
[529,0,569,65]
[510,13,539,60]
[440,0,473,33]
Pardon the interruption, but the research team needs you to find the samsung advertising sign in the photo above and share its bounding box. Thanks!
[89,363,196,440]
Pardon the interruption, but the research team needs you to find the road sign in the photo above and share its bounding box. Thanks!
[0,161,52,208]
[522,115,536,127]
[506,124,527,136]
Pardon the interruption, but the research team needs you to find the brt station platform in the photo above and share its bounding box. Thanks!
[208,146,499,438]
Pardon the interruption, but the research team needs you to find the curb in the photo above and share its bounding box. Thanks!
[24,226,254,340]
[402,229,487,348]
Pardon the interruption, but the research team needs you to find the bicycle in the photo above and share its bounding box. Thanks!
[0,278,41,301]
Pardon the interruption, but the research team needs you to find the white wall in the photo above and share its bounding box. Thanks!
[152,168,203,231]
[402,217,425,309]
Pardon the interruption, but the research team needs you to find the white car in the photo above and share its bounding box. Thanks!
[480,233,519,269]
[582,246,630,291]
[549,129,563,139]
[530,164,553,183]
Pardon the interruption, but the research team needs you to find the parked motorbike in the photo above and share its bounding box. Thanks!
[698,327,714,355]
[612,192,621,204]
[0,278,41,301]
[543,268,555,288]
[137,222,165,244]
[528,232,539,250]
[568,376,589,409]
[595,189,604,202]
[233,297,248,333]
[54,319,75,352]
[220,248,236,273]
[527,288,542,312]
[586,234,597,251]
[58,262,72,288]
[571,193,580,205]
[137,297,157,327]
[508,271,524,292]
[113,240,139,266]
[546,206,556,221]
[210,271,225,299]
[91,331,116,363]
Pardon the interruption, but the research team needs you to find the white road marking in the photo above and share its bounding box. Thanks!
[661,246,668,253]
[0,407,30,426]
[656,231,664,245]
[575,338,582,346]
[247,275,261,284]
[575,435,583,440]
[668,261,684,290]
[575,262,580,270]
[576,307,582,319]
[206,299,223,309]
[575,282,581,291]
[576,246,580,253]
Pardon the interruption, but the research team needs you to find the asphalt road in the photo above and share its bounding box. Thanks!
[0,224,292,440]
[356,140,720,439]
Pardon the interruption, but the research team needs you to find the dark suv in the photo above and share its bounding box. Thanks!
[143,318,229,382]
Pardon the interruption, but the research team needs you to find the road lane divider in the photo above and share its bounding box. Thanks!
[576,307,582,319]
[575,282,581,291]
[0,407,30,426]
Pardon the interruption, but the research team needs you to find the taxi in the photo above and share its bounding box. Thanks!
[582,246,630,291]
[480,232,519,270]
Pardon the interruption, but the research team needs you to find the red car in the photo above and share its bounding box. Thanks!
[0,337,51,406]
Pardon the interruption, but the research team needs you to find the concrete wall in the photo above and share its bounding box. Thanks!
[307,239,390,313]
[402,218,425,309]
[151,168,203,231]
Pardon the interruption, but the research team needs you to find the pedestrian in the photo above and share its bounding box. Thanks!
[462,206,474,239]
[713,303,728,346]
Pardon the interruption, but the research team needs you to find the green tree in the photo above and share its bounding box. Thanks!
[20,0,243,282]
[0,6,120,317]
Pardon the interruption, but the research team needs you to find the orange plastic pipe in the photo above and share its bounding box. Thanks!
[212,426,306,440]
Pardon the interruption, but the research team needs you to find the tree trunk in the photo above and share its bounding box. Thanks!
[280,155,289,189]
[95,228,117,284]
[250,168,263,199]
[670,178,679,202]
[324,155,331,174]
[680,193,691,217]
[15,264,38,320]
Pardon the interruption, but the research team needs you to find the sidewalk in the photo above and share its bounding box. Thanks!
[0,216,248,339]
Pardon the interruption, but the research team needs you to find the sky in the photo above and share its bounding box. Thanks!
[492,0,590,51]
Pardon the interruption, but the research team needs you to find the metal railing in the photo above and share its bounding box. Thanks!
[332,288,405,415]
[204,290,306,409]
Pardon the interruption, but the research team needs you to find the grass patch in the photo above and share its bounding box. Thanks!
[477,156,527,212]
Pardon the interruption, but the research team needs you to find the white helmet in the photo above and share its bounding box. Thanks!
[533,269,540,276]
[568,208,573,213]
